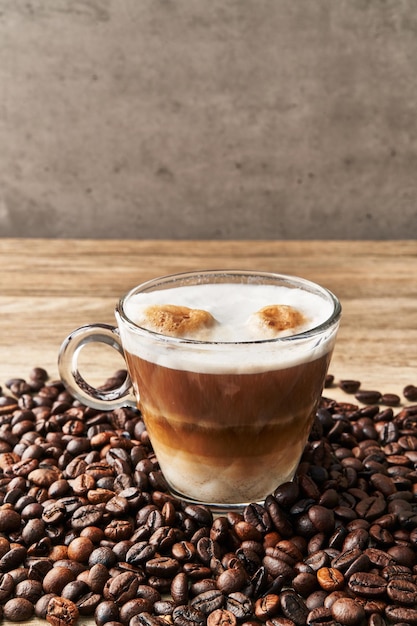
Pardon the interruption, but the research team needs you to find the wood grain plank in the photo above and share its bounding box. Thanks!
[1,239,416,398]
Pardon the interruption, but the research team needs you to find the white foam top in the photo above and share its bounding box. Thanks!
[119,283,338,373]
[125,283,332,341]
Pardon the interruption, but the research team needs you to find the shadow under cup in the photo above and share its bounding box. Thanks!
[115,271,342,511]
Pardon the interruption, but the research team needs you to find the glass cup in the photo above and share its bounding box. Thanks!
[58,270,341,511]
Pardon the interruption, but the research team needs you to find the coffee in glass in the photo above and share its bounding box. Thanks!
[59,270,341,511]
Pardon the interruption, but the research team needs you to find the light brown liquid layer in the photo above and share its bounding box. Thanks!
[125,350,332,505]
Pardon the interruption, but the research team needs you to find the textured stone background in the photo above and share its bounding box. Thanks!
[0,0,416,239]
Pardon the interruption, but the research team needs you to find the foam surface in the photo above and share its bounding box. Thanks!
[119,283,338,374]
[125,283,332,342]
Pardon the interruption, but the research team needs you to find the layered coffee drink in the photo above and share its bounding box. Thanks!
[120,279,339,506]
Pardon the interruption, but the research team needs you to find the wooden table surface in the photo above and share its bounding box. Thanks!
[1,239,416,403]
[0,238,416,626]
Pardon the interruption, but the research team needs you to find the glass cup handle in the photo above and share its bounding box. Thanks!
[58,323,137,410]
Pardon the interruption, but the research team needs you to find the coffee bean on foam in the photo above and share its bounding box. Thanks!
[142,304,216,338]
[248,304,307,338]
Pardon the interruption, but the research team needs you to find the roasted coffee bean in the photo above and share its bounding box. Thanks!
[94,600,120,626]
[237,547,262,575]
[75,591,101,615]
[0,508,21,533]
[191,579,218,596]
[279,589,308,625]
[380,392,401,407]
[46,595,79,626]
[217,562,248,594]
[0,572,14,601]
[146,556,180,577]
[307,505,335,534]
[103,571,139,604]
[324,374,334,388]
[254,594,281,620]
[292,572,319,597]
[0,545,27,571]
[331,548,363,573]
[61,580,89,602]
[171,572,189,605]
[67,536,94,562]
[338,379,361,394]
[172,604,206,626]
[304,590,327,611]
[305,551,331,572]
[120,598,155,622]
[403,384,417,401]
[316,567,344,591]
[387,577,417,604]
[368,523,394,546]
[21,517,46,545]
[3,597,34,621]
[273,481,300,508]
[182,563,212,581]
[264,497,293,538]
[347,571,387,597]
[369,472,397,496]
[89,546,118,568]
[306,606,334,626]
[35,593,57,619]
[344,521,369,537]
[104,518,135,541]
[43,566,75,595]
[355,496,386,521]
[126,541,156,566]
[364,547,394,568]
[131,613,164,626]
[262,554,295,581]
[71,504,104,529]
[183,504,213,527]
[307,532,329,559]
[385,605,417,625]
[387,544,416,568]
[15,578,43,603]
[244,503,272,534]
[154,599,176,616]
[355,390,382,405]
[207,608,237,626]
[190,589,225,614]
[330,597,366,626]
[196,537,222,564]
[343,553,371,579]
[225,592,253,621]
[172,540,196,562]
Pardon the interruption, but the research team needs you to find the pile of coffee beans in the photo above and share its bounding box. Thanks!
[0,368,416,626]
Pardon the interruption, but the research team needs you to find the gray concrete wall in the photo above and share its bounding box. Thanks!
[0,0,416,240]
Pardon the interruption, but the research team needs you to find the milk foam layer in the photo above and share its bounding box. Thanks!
[120,283,337,374]
[125,283,332,340]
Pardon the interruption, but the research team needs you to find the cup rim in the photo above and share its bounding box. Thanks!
[115,269,342,346]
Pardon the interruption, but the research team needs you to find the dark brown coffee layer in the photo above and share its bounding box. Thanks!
[124,351,332,504]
